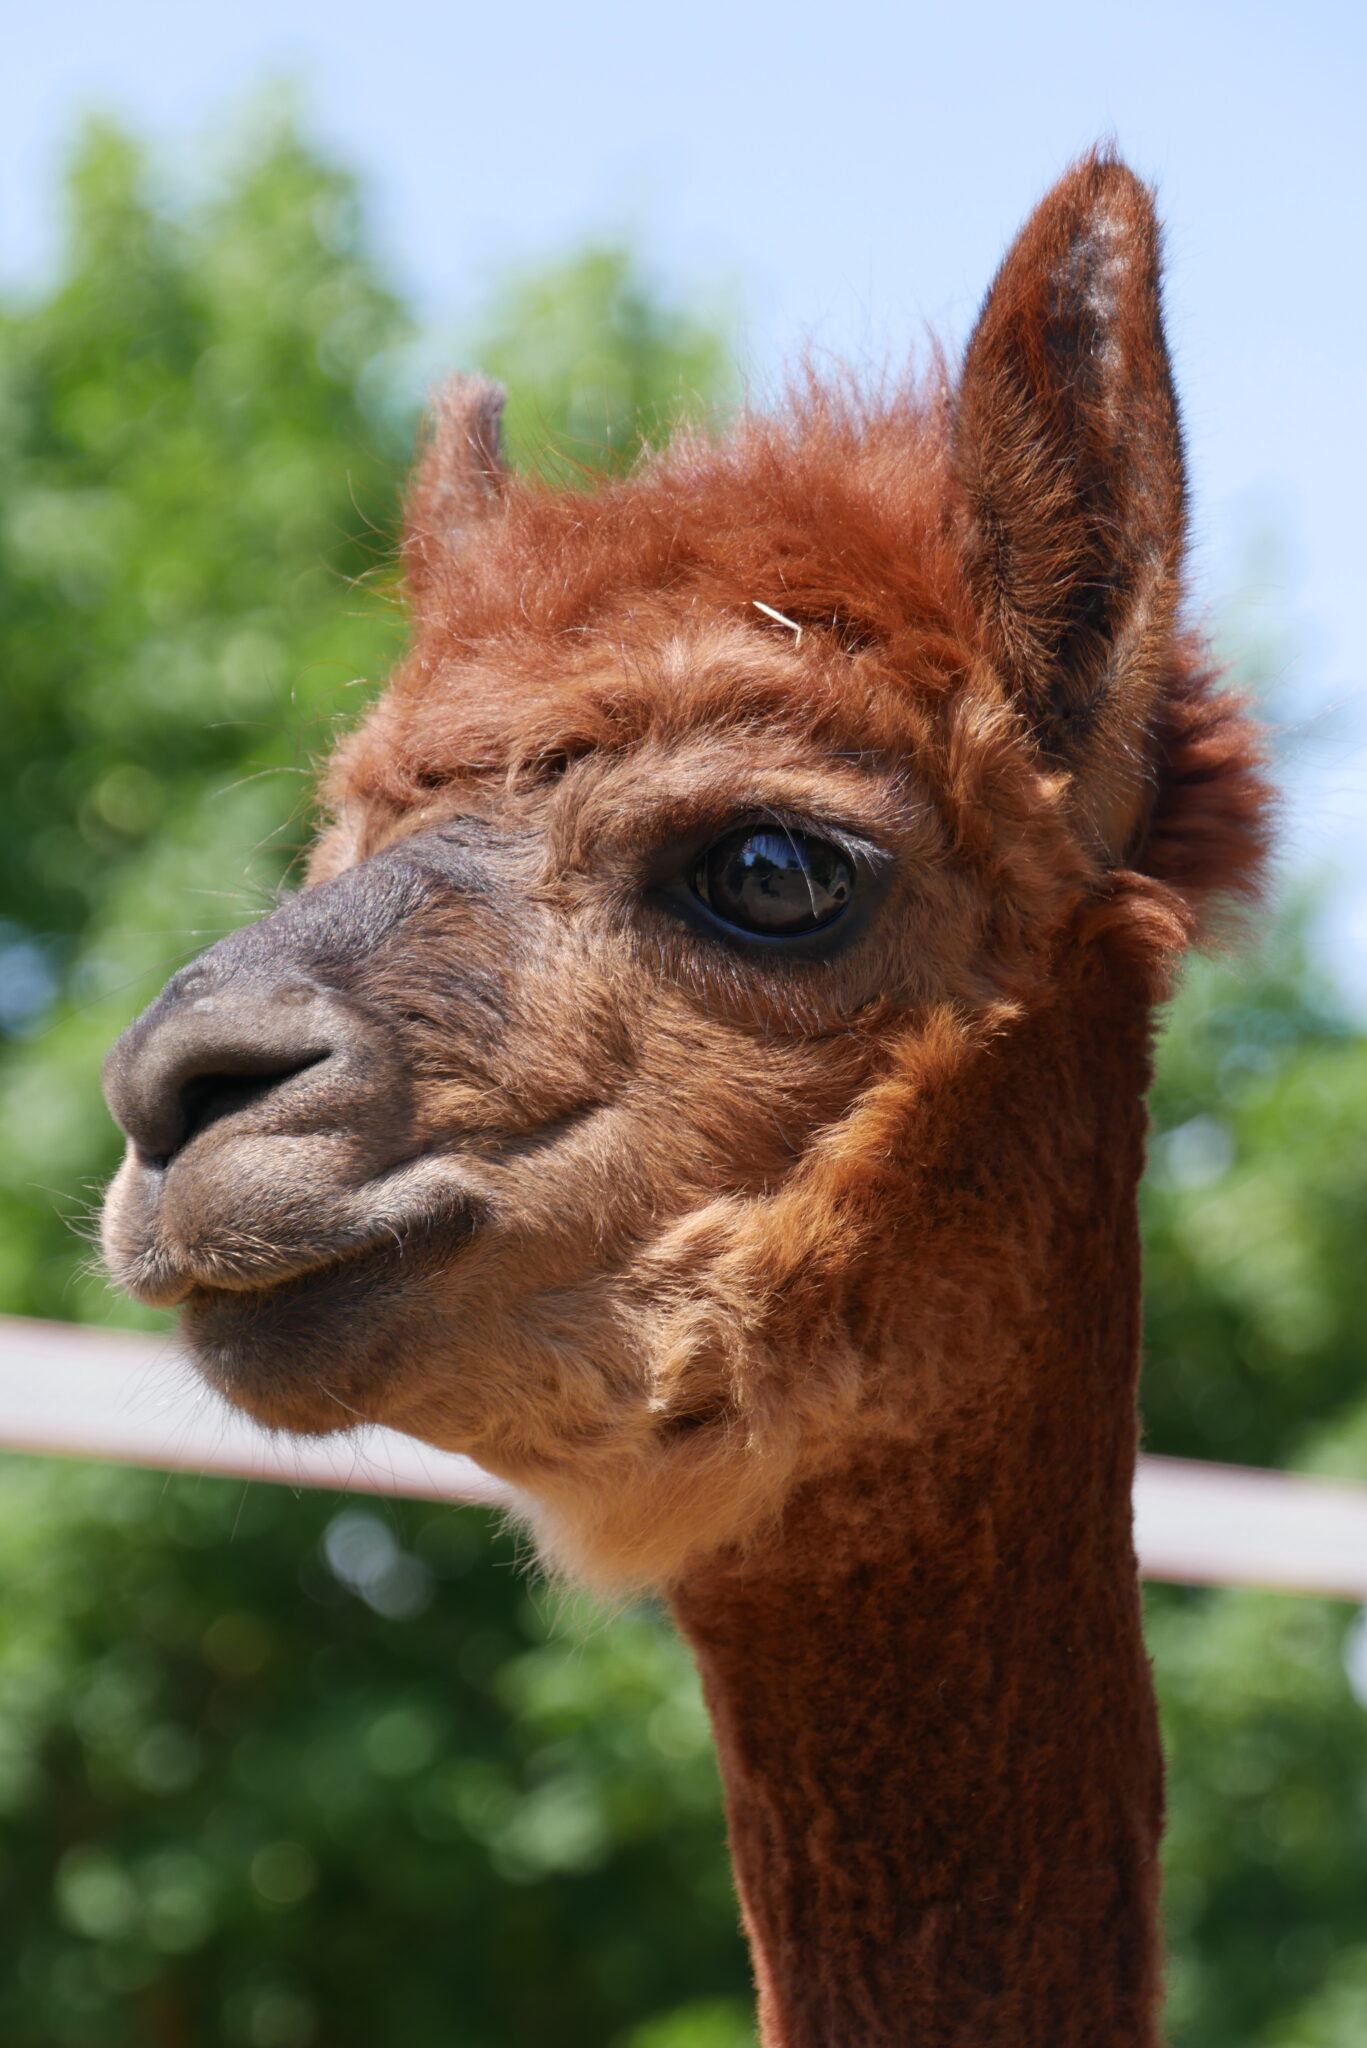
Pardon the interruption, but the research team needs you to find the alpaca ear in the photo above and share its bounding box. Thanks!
[954,154,1185,853]
[403,374,508,602]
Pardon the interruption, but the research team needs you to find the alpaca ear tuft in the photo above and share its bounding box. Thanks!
[954,153,1186,855]
[404,374,508,603]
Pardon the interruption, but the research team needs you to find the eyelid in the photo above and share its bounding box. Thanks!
[640,809,891,890]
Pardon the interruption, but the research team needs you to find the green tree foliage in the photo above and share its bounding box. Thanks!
[1,109,1364,2048]
[468,246,734,482]
[1141,942,1367,2047]
[0,1463,749,2048]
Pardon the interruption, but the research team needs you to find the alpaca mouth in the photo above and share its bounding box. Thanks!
[103,1129,486,1300]
[175,1204,482,1437]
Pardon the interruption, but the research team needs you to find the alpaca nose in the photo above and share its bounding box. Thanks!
[103,973,347,1166]
[103,851,438,1176]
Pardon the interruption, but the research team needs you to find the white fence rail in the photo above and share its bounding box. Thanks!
[3,1315,1367,1600]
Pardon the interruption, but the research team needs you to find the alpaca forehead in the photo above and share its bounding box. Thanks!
[442,619,947,758]
[325,609,960,841]
[547,726,942,871]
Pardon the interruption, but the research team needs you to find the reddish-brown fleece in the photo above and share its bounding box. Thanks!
[674,941,1163,2045]
[100,154,1270,2046]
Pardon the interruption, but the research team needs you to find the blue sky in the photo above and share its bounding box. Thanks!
[7,0,1367,996]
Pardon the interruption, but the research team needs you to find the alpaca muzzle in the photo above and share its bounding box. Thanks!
[100,843,487,1312]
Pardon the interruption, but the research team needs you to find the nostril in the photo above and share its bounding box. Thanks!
[104,975,351,1166]
[164,1052,329,1164]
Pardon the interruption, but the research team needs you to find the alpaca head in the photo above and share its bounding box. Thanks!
[101,157,1265,1586]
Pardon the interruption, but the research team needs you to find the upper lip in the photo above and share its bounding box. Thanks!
[195,1199,482,1307]
[106,1150,485,1309]
[132,1231,399,1310]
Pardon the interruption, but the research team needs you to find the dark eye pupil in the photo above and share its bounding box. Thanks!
[694,828,854,936]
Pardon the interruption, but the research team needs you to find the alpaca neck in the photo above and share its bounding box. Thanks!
[671,956,1164,2048]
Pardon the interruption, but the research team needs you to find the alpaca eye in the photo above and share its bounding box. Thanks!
[692,827,855,937]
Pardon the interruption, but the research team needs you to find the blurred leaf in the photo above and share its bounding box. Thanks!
[469,244,735,481]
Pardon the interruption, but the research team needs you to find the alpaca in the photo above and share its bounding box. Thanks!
[101,155,1268,2045]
